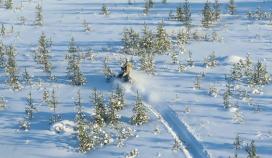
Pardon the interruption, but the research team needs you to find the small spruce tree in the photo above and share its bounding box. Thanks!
[35,33,52,74]
[250,61,270,85]
[1,24,5,36]
[75,90,86,124]
[121,27,140,55]
[245,140,259,158]
[49,89,61,124]
[213,0,221,21]
[66,37,86,86]
[78,124,95,153]
[25,91,36,120]
[140,25,155,54]
[92,89,107,127]
[5,0,13,9]
[101,4,110,15]
[0,42,5,68]
[131,92,149,125]
[202,1,213,28]
[22,67,32,85]
[228,0,236,15]
[5,45,21,91]
[155,21,170,54]
[35,4,43,26]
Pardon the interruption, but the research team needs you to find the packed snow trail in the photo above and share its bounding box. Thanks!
[157,105,210,158]
[122,71,210,158]
[143,102,192,158]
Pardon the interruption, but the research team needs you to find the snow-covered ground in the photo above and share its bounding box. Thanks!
[0,0,272,158]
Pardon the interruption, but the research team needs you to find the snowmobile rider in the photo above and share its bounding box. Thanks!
[118,59,132,82]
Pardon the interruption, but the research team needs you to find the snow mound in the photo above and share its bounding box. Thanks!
[51,120,76,135]
[219,55,245,65]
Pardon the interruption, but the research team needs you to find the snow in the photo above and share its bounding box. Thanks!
[0,0,272,158]
[220,55,245,64]
[51,120,76,135]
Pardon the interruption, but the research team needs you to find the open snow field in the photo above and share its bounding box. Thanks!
[0,0,272,158]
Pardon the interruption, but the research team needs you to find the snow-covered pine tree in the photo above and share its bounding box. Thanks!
[178,63,186,72]
[66,37,78,76]
[187,51,194,67]
[5,45,21,91]
[49,89,61,124]
[176,0,192,27]
[92,89,107,127]
[78,123,95,153]
[108,93,119,125]
[230,60,244,81]
[223,80,233,109]
[125,149,139,158]
[35,33,52,73]
[131,92,149,125]
[171,51,178,64]
[121,27,140,55]
[232,134,242,158]
[43,88,50,103]
[204,51,217,68]
[194,75,201,89]
[202,1,213,28]
[19,118,30,131]
[177,29,189,45]
[213,0,221,21]
[144,0,154,14]
[0,96,6,110]
[25,91,36,120]
[82,19,91,32]
[101,4,110,15]
[103,57,115,82]
[112,85,125,111]
[155,21,170,54]
[115,125,134,147]
[74,90,85,124]
[148,0,154,8]
[22,67,32,85]
[1,24,5,36]
[140,24,155,55]
[0,41,5,68]
[143,0,150,15]
[250,61,270,85]
[71,58,86,86]
[140,53,155,74]
[35,4,43,26]
[5,0,12,9]
[244,54,253,77]
[92,123,111,146]
[234,135,242,150]
[228,0,236,15]
[245,140,259,158]
[66,37,86,86]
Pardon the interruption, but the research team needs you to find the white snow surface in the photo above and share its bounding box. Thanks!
[0,0,272,158]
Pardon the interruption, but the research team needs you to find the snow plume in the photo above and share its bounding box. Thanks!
[115,70,163,103]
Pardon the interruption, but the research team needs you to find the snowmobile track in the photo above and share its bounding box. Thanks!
[144,102,210,158]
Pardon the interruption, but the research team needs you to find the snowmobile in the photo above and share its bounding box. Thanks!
[117,60,133,83]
